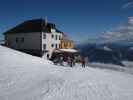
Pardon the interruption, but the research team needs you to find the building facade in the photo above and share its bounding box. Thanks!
[4,19,63,59]
[60,34,74,49]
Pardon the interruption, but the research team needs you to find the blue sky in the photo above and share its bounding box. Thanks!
[0,0,133,42]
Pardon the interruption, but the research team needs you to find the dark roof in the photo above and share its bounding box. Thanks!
[3,18,63,35]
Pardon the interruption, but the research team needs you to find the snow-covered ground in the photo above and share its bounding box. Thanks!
[0,46,133,100]
[89,61,133,74]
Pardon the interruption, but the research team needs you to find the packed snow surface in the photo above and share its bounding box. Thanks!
[0,46,133,100]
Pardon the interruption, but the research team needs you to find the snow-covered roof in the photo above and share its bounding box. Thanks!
[54,49,78,53]
[59,49,78,53]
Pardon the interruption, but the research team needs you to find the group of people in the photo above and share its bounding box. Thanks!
[53,55,89,68]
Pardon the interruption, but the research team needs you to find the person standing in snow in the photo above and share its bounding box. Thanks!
[53,57,59,65]
[67,56,73,67]
[59,56,64,66]
[85,56,89,66]
[70,57,74,67]
[73,57,76,66]
[81,57,85,68]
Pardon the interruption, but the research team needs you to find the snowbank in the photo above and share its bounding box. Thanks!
[0,46,133,100]
[89,63,124,71]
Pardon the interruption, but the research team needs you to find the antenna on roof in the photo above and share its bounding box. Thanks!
[45,16,48,26]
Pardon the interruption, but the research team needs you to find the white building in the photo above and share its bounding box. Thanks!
[4,19,63,59]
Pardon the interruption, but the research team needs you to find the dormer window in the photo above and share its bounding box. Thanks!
[51,29,56,32]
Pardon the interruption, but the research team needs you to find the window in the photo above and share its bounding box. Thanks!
[59,35,61,40]
[55,44,58,48]
[16,38,18,43]
[64,42,67,47]
[15,37,24,43]
[51,44,54,48]
[69,43,71,47]
[43,34,46,39]
[51,34,54,38]
[59,44,61,48]
[47,54,49,59]
[43,44,46,50]
[21,37,24,43]
[55,35,58,40]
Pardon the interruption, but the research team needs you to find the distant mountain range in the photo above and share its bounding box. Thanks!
[76,41,133,66]
[76,17,133,65]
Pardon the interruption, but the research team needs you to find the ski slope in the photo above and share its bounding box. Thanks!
[0,46,133,100]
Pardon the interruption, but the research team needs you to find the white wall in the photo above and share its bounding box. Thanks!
[6,32,41,50]
[42,29,62,58]
[5,30,62,59]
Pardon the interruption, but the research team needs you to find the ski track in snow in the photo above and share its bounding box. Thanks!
[0,46,133,100]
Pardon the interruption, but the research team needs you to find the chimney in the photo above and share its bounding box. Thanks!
[45,16,48,26]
